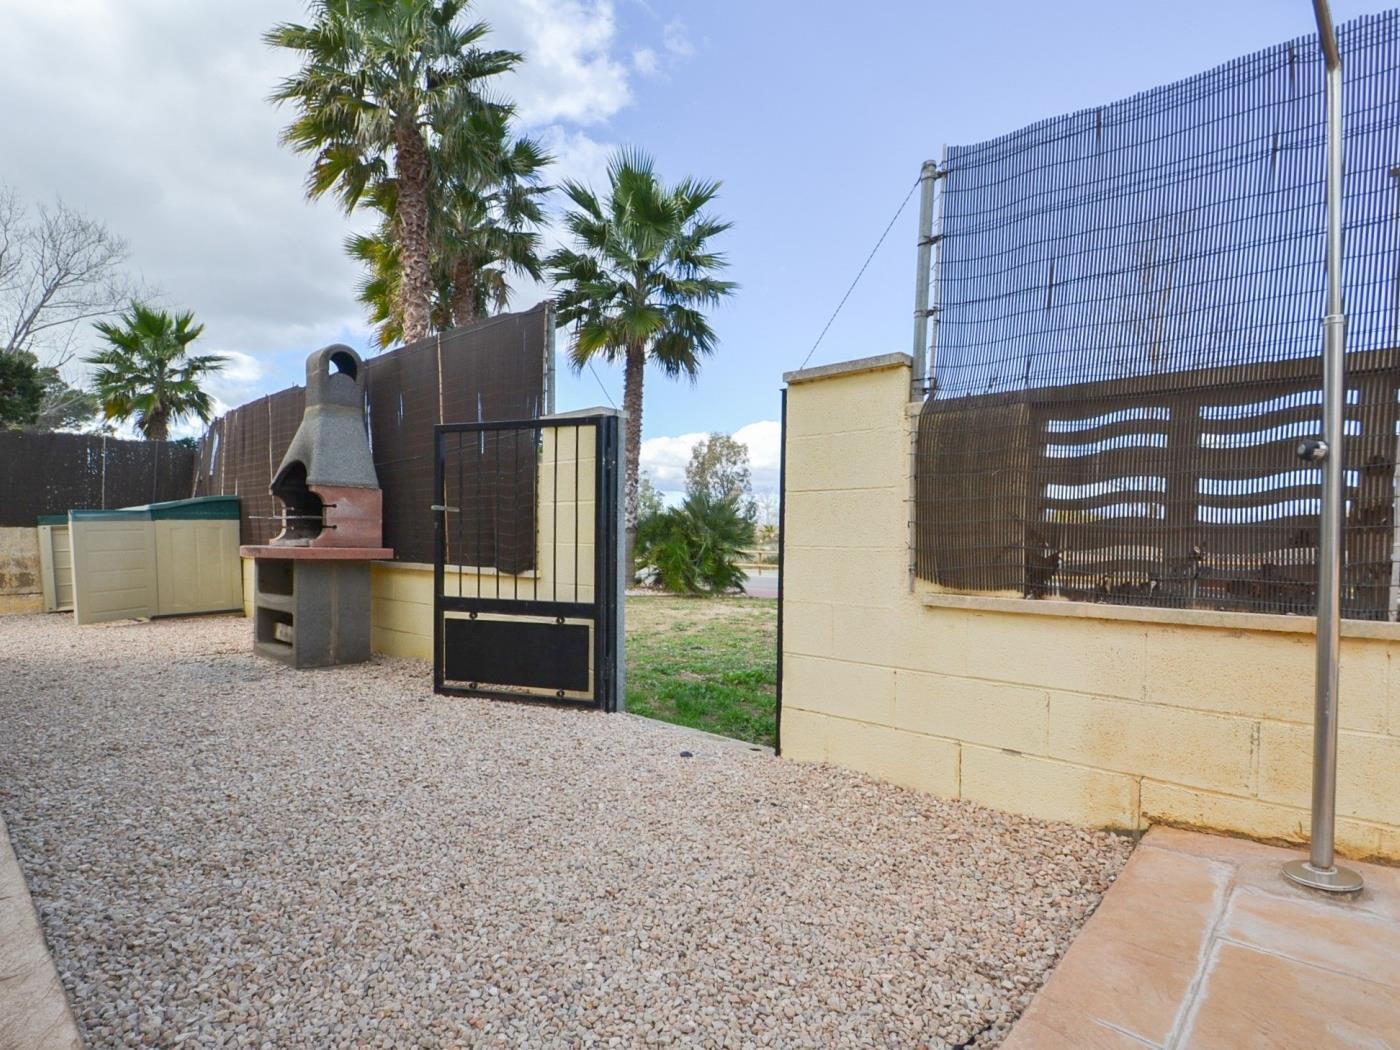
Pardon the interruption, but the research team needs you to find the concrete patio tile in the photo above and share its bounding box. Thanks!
[1005,827,1400,1049]
[1221,884,1400,989]
[1002,1012,1160,1049]
[1091,844,1231,959]
[1003,841,1232,1047]
[1023,931,1199,1046]
[0,816,83,1050]
[1180,940,1400,1049]
[1146,826,1400,923]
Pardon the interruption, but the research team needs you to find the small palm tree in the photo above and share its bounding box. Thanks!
[347,214,456,351]
[547,148,736,577]
[439,110,549,326]
[87,304,225,441]
[266,0,520,342]
[636,491,755,595]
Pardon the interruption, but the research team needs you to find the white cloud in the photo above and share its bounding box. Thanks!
[640,431,705,490]
[732,420,781,492]
[484,0,631,127]
[662,18,694,58]
[632,47,660,77]
[206,349,267,409]
[640,420,781,496]
[0,1,370,388]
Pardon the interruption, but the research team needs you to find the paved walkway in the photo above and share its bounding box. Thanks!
[1004,826,1400,1049]
[0,814,82,1050]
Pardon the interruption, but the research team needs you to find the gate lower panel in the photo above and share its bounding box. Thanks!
[441,615,591,697]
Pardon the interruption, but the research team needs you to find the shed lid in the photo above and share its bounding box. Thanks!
[64,495,242,522]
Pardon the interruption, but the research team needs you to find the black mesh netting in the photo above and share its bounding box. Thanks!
[917,11,1400,618]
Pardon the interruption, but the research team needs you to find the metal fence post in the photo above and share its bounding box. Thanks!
[1283,0,1363,894]
[911,160,939,398]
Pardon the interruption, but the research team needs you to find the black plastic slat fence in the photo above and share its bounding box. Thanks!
[194,304,547,565]
[916,11,1400,619]
[0,432,199,526]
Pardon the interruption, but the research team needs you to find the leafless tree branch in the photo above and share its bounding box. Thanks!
[2,189,135,361]
[0,183,142,429]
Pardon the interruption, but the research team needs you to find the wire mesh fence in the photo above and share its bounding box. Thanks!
[915,10,1400,619]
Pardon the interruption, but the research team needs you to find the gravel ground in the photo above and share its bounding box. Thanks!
[0,613,1133,1049]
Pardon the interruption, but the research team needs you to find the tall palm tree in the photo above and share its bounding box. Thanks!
[266,0,520,343]
[86,304,225,441]
[547,149,736,577]
[347,112,548,347]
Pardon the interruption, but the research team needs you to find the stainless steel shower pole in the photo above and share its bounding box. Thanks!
[1283,0,1363,894]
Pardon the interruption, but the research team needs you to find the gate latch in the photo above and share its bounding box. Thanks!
[430,504,460,513]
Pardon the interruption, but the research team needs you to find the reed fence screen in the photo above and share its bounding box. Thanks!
[0,432,198,526]
[915,11,1400,619]
[194,304,548,566]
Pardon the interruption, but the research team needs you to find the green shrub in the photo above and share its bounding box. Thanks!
[636,491,755,595]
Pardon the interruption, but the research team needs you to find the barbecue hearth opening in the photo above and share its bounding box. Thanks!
[270,461,325,544]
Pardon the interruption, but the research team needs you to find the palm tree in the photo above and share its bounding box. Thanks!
[347,214,455,351]
[438,110,549,326]
[547,148,736,577]
[86,304,225,441]
[346,112,548,347]
[266,0,520,343]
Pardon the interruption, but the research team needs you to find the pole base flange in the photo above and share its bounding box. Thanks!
[1282,858,1364,893]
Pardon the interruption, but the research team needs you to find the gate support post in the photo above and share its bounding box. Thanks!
[607,409,627,712]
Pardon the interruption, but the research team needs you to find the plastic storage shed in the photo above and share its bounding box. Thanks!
[63,496,243,625]
[36,515,75,612]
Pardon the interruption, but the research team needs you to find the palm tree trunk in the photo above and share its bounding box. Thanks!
[394,123,433,344]
[622,344,645,581]
[451,256,477,328]
[145,410,169,442]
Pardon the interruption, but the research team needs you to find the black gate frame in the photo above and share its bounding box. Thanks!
[432,414,622,710]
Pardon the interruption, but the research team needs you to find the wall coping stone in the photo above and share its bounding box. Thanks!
[784,353,911,386]
[921,589,1400,641]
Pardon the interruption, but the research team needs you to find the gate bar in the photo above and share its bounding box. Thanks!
[1283,0,1363,894]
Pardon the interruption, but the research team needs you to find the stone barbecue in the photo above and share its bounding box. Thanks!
[240,345,391,667]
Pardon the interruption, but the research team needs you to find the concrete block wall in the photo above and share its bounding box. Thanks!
[780,354,1400,861]
[0,526,43,614]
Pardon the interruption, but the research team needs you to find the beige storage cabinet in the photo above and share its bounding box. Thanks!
[36,518,75,612]
[66,496,242,625]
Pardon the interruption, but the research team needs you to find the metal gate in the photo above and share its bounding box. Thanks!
[432,412,623,710]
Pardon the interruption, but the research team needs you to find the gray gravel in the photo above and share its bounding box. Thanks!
[0,613,1133,1048]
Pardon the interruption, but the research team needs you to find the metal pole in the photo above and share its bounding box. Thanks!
[911,159,939,398]
[1284,0,1363,894]
[545,301,557,416]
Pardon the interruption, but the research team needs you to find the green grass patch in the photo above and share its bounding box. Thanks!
[625,594,777,747]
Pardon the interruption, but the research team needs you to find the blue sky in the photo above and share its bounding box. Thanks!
[0,0,1389,494]
[600,0,1361,396]
[557,0,1390,485]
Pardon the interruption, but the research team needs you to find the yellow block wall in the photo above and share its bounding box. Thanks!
[781,355,1400,861]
